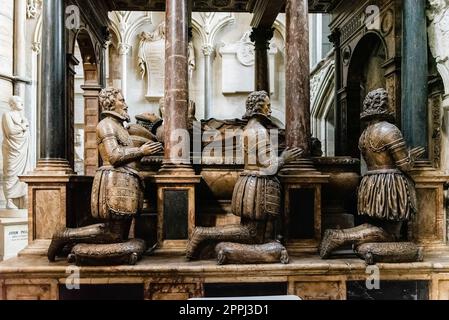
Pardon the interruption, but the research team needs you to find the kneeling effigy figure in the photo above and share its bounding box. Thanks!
[320,88,424,264]
[186,91,303,264]
[48,88,163,265]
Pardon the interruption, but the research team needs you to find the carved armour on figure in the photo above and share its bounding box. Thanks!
[319,88,424,263]
[186,91,303,263]
[357,121,418,221]
[48,88,163,265]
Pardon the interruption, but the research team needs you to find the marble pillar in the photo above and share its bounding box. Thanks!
[279,0,328,251]
[36,0,72,173]
[118,43,130,99]
[14,0,27,98]
[162,0,191,171]
[250,27,274,93]
[155,0,200,253]
[202,45,214,120]
[402,0,428,154]
[285,0,310,156]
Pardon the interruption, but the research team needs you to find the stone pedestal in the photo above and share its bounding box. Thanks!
[280,174,329,253]
[19,175,93,255]
[409,166,449,252]
[0,209,27,261]
[314,157,360,230]
[154,175,201,254]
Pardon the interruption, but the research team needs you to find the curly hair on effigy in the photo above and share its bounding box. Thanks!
[360,88,393,121]
[99,88,122,111]
[243,90,269,119]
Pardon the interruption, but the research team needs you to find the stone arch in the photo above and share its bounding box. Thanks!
[344,32,387,158]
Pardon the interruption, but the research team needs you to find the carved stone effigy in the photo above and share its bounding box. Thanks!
[320,89,424,263]
[186,91,303,264]
[47,88,163,265]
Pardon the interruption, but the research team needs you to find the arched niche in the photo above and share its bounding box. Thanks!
[344,32,387,159]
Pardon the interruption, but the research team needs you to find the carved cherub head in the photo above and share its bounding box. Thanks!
[99,88,131,122]
[360,88,394,122]
[243,91,271,119]
[8,96,24,112]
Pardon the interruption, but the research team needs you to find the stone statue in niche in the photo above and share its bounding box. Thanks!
[48,88,163,265]
[138,22,196,100]
[186,91,303,264]
[319,88,424,264]
[2,96,30,209]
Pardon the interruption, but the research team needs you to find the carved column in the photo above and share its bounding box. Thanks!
[161,0,192,171]
[118,43,130,99]
[35,0,72,173]
[202,44,214,119]
[328,29,342,156]
[20,0,80,255]
[402,0,428,154]
[155,0,200,253]
[283,0,312,163]
[279,0,329,252]
[14,0,27,98]
[250,27,274,93]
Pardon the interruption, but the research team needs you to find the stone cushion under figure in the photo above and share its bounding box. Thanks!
[320,88,424,263]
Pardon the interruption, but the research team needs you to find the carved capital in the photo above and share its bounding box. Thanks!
[202,44,215,57]
[27,0,42,19]
[250,27,274,50]
[32,42,41,54]
[118,43,131,55]
[328,29,341,47]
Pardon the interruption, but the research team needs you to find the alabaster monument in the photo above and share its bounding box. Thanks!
[2,96,30,209]
[186,91,302,264]
[48,88,163,265]
[320,89,424,264]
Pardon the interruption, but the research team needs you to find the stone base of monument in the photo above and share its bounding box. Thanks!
[3,251,449,300]
[0,209,28,262]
